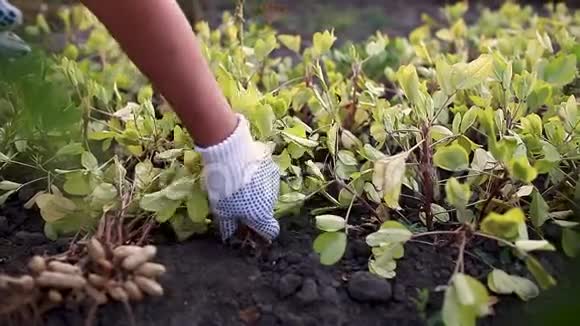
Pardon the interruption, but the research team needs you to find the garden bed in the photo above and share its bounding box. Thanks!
[0,196,571,326]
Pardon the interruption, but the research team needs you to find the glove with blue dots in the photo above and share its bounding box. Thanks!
[0,0,30,57]
[0,0,22,31]
[195,114,281,243]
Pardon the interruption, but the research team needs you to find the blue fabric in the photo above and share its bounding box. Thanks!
[0,1,21,31]
[212,155,280,242]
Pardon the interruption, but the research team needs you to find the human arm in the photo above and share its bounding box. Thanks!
[80,0,280,242]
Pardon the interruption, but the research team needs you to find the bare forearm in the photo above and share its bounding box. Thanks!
[81,0,236,146]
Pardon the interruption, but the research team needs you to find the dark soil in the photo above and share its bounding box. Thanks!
[1,195,576,326]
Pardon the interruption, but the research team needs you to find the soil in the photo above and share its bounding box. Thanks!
[0,194,576,326]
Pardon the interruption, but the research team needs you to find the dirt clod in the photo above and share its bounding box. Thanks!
[347,271,392,303]
[296,278,319,304]
[278,273,302,298]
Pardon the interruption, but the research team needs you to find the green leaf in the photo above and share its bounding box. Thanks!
[515,240,556,252]
[326,123,339,155]
[305,160,325,180]
[170,212,207,241]
[135,161,156,190]
[164,177,195,201]
[156,199,181,223]
[312,30,337,57]
[140,191,179,213]
[508,156,538,183]
[445,177,471,209]
[396,64,422,105]
[428,203,450,223]
[186,190,209,223]
[0,190,16,206]
[560,95,578,132]
[436,57,454,95]
[90,183,118,209]
[315,215,346,232]
[278,34,301,53]
[442,273,492,326]
[562,229,580,258]
[433,143,469,171]
[156,149,184,161]
[337,150,358,166]
[281,131,319,148]
[0,152,10,162]
[365,34,388,56]
[512,71,536,100]
[487,269,539,301]
[35,193,77,222]
[521,114,543,137]
[541,54,577,87]
[453,54,494,90]
[81,151,99,171]
[254,34,278,60]
[372,152,409,209]
[530,190,549,228]
[0,181,21,191]
[274,149,292,171]
[480,208,526,241]
[63,172,91,196]
[460,107,479,133]
[313,231,347,265]
[340,130,362,149]
[252,104,276,139]
[366,221,412,246]
[55,143,84,157]
[525,256,556,290]
[431,125,454,141]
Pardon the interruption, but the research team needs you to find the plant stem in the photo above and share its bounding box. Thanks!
[473,232,516,248]
[411,230,460,239]
[235,0,245,46]
[344,191,357,235]
[452,231,467,277]
[419,123,435,230]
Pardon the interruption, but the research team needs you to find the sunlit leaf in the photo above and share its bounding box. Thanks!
[315,214,346,232]
[541,54,576,87]
[81,151,98,171]
[445,177,471,209]
[487,269,539,301]
[35,193,77,222]
[372,152,409,209]
[525,256,556,290]
[433,143,469,171]
[530,190,549,228]
[515,240,556,252]
[480,208,525,241]
[186,190,209,223]
[312,30,337,57]
[0,181,21,191]
[278,34,301,53]
[562,229,580,258]
[366,221,412,246]
[164,177,195,201]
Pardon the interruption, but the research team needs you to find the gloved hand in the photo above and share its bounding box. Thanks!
[0,0,23,30]
[195,114,281,243]
[0,0,30,57]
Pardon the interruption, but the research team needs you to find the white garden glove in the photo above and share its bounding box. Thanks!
[195,114,281,242]
[0,0,29,57]
[0,0,22,30]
